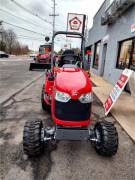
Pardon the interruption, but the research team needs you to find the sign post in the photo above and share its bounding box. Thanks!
[104,69,133,116]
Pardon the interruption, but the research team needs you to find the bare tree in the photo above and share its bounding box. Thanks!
[0,26,6,51]
[5,29,17,54]
[0,27,30,55]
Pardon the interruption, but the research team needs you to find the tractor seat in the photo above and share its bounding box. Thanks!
[62,64,78,68]
[58,49,76,67]
[59,54,76,67]
[62,55,76,65]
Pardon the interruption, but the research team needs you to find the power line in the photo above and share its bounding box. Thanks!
[0,31,45,41]
[9,36,44,42]
[0,8,51,31]
[2,34,45,42]
[17,36,44,42]
[55,23,66,29]
[0,8,64,33]
[43,0,52,9]
[9,0,52,25]
[17,35,44,40]
[2,20,47,36]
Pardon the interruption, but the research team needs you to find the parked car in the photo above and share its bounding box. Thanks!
[29,53,37,59]
[0,51,9,58]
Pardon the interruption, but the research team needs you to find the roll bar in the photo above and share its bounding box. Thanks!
[51,31,85,70]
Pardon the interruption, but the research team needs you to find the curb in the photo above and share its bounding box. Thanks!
[0,73,44,106]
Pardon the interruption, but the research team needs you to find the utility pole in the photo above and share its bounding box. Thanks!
[0,21,3,48]
[0,21,3,34]
[49,0,59,36]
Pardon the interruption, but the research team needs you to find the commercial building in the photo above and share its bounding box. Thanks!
[86,0,135,85]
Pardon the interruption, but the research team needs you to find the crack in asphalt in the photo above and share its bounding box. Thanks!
[0,73,44,106]
[0,136,57,180]
[0,142,29,180]
[0,129,14,140]
[0,97,40,122]
[31,143,57,180]
[0,94,55,180]
[0,97,17,121]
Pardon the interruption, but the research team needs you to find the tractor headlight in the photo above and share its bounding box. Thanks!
[79,93,93,103]
[55,90,71,103]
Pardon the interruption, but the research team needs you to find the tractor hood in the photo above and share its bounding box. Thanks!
[55,67,92,99]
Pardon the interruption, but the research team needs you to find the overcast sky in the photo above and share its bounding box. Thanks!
[0,0,105,51]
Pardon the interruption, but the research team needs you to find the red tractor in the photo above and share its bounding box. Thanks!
[23,31,118,157]
[29,38,52,71]
[35,44,51,63]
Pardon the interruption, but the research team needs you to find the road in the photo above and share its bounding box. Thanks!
[0,56,43,104]
[0,64,135,180]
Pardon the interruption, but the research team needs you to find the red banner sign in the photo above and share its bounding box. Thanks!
[104,69,133,115]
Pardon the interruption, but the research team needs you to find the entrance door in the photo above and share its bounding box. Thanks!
[101,44,107,76]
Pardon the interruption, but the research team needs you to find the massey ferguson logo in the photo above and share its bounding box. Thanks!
[69,17,82,31]
[71,90,78,96]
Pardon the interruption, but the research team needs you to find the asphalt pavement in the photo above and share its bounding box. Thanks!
[0,73,135,180]
[0,56,44,104]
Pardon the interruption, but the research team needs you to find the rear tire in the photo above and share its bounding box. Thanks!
[94,121,118,157]
[23,120,44,157]
[41,86,51,112]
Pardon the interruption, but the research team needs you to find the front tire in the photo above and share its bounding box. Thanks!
[94,121,118,157]
[23,120,44,157]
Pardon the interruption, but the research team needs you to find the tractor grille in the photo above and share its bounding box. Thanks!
[54,99,91,121]
[39,58,47,60]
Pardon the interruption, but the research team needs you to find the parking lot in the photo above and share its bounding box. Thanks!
[0,56,43,104]
[0,57,135,180]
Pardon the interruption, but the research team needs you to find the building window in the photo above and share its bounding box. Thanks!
[117,38,135,70]
[93,41,101,69]
[130,40,135,71]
